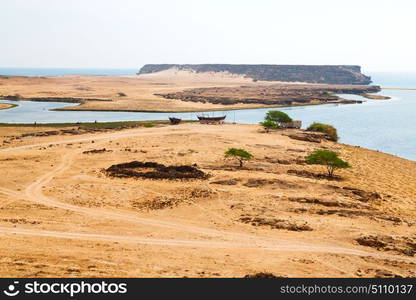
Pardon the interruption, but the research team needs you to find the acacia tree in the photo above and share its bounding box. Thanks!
[305,149,350,177]
[259,110,292,132]
[224,148,253,167]
[259,119,279,132]
[265,110,292,124]
[307,123,339,142]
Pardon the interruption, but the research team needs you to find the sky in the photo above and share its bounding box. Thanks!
[1,0,415,72]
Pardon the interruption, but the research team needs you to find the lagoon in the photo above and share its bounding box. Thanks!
[1,89,415,161]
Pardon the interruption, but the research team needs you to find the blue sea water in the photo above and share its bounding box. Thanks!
[0,67,138,76]
[0,68,415,161]
[369,71,416,88]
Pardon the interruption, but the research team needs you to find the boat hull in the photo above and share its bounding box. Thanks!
[197,116,226,124]
[169,117,182,125]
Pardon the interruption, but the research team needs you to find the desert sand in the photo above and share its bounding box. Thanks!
[0,70,377,112]
[0,71,259,112]
[0,103,16,110]
[0,122,415,277]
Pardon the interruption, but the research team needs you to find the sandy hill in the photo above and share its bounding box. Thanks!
[138,64,372,85]
[0,123,415,277]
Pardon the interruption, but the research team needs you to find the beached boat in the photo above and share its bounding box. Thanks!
[197,115,226,124]
[169,117,182,125]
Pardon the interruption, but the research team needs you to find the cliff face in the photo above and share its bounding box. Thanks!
[138,64,372,85]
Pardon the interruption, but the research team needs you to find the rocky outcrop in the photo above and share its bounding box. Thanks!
[138,64,372,85]
[356,235,416,256]
[239,215,313,231]
[106,161,209,180]
[155,84,378,107]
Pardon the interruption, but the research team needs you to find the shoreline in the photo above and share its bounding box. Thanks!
[381,87,416,90]
[50,98,364,113]
[2,96,366,113]
[0,120,192,128]
[0,103,18,110]
[0,74,380,113]
[0,120,413,163]
[359,93,391,100]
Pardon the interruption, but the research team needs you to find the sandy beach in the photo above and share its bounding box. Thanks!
[0,70,379,112]
[0,71,258,112]
[0,103,16,110]
[0,122,415,277]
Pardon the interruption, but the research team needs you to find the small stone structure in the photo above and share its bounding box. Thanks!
[280,120,302,129]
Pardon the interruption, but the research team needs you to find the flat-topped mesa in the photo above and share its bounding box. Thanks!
[138,64,372,85]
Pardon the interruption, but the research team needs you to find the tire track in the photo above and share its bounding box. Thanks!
[1,125,415,262]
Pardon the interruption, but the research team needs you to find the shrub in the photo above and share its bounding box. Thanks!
[305,149,350,177]
[224,148,253,167]
[307,123,338,141]
[259,119,279,132]
[265,110,292,123]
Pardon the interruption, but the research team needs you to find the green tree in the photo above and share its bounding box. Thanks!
[224,148,253,167]
[265,110,292,124]
[305,149,351,177]
[307,123,338,142]
[259,119,279,132]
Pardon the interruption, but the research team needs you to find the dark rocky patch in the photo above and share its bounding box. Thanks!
[287,169,342,181]
[287,148,306,153]
[0,218,41,225]
[83,148,112,154]
[243,179,274,187]
[133,188,215,210]
[244,272,284,278]
[1,95,110,103]
[326,185,384,202]
[285,133,324,143]
[356,268,404,278]
[21,130,61,137]
[155,87,368,107]
[243,179,300,189]
[239,216,312,231]
[287,197,370,209]
[356,235,416,257]
[374,270,404,278]
[133,197,180,210]
[339,186,382,202]
[106,161,209,180]
[7,128,101,143]
[316,209,406,225]
[356,235,388,248]
[264,157,305,165]
[210,179,239,185]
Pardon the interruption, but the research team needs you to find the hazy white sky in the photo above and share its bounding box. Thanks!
[1,0,415,72]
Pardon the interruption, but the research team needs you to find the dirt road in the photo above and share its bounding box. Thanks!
[0,124,414,266]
